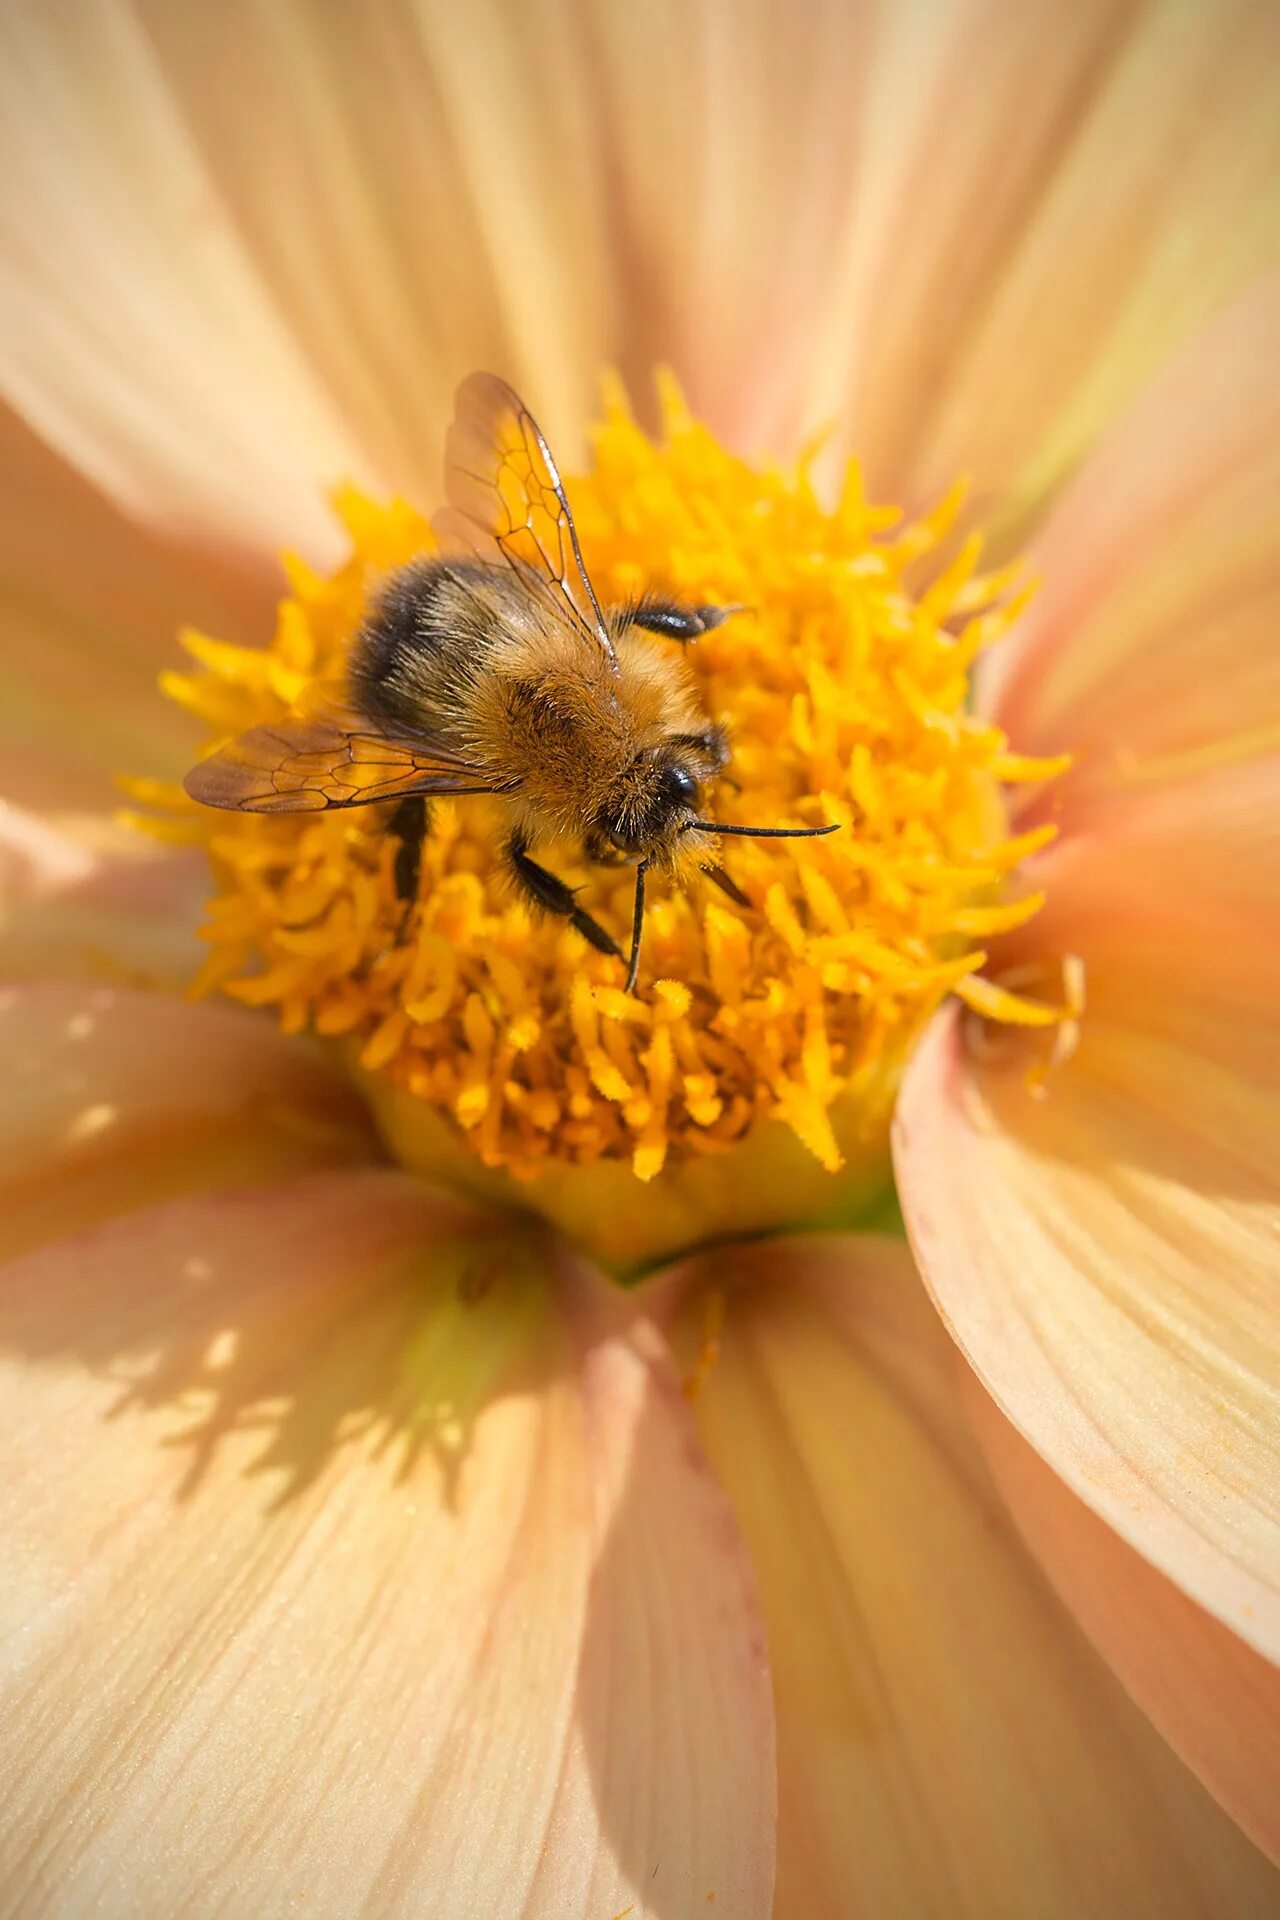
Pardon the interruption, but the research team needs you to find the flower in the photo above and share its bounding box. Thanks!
[145,378,1057,1269]
[1,3,1278,1916]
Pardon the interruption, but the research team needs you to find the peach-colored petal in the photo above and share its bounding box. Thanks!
[0,982,376,1259]
[684,1233,1280,1916]
[0,5,362,562]
[1007,756,1278,1037]
[0,404,277,805]
[6,0,880,496]
[0,805,207,987]
[894,970,1280,1663]
[971,1381,1280,1866]
[133,0,621,488]
[0,801,96,896]
[984,275,1280,816]
[0,1173,774,1916]
[575,0,880,450]
[809,0,1280,526]
[0,0,628,544]
[17,0,1274,555]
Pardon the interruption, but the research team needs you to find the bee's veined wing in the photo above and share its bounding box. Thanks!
[184,715,509,814]
[433,371,618,669]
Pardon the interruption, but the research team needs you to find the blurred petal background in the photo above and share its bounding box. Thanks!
[5,0,1280,806]
[1,0,1278,1914]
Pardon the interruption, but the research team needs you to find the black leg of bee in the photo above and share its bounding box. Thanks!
[624,858,651,995]
[506,832,624,961]
[628,600,740,643]
[668,726,732,771]
[702,861,751,908]
[389,795,430,918]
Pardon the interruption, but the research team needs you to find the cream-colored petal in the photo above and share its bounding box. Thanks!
[0,805,207,988]
[132,0,620,487]
[0,402,276,805]
[0,1173,774,1917]
[894,974,1280,1663]
[110,0,920,470]
[0,801,96,896]
[1006,756,1278,1040]
[576,0,877,450]
[0,4,361,560]
[126,0,888,466]
[0,0,877,800]
[8,0,1280,559]
[0,0,624,539]
[807,0,1280,524]
[972,1382,1280,1865]
[0,982,375,1260]
[984,275,1280,813]
[684,1234,1280,1917]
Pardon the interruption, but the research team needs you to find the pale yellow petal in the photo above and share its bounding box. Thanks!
[578,0,878,448]
[0,982,375,1259]
[0,402,276,804]
[1,0,622,535]
[972,1382,1280,1865]
[897,737,1280,1661]
[809,0,1280,525]
[8,0,1280,565]
[986,275,1280,813]
[0,805,207,987]
[0,3,361,559]
[895,987,1280,1662]
[685,1234,1280,1916]
[0,1174,775,1916]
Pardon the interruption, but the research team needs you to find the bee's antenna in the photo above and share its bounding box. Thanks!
[690,820,840,840]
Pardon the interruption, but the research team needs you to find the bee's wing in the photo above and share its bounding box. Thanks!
[433,371,617,669]
[184,715,509,814]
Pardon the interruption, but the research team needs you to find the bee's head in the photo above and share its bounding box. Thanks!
[595,729,729,859]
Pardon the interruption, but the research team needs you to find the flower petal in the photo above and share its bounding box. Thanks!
[971,1382,1280,1865]
[0,1173,774,1916]
[0,982,375,1259]
[985,274,1280,815]
[894,963,1280,1662]
[811,1,1280,526]
[0,5,361,560]
[684,1234,1280,1916]
[0,805,207,988]
[134,0,622,481]
[0,402,280,806]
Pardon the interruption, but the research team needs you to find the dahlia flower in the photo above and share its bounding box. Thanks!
[0,2,1277,1915]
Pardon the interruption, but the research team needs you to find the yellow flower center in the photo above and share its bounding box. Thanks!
[138,376,1066,1192]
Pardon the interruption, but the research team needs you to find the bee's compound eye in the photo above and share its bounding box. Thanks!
[661,764,699,808]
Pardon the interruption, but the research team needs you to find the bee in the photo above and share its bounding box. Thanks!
[184,372,837,992]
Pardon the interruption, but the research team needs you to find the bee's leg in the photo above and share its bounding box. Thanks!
[389,795,430,931]
[506,832,624,961]
[624,858,651,995]
[701,860,750,908]
[581,826,628,869]
[627,600,743,644]
[668,726,731,772]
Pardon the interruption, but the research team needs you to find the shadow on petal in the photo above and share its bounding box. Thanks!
[969,1375,1280,1867]
[0,1168,541,1507]
[0,1169,776,1916]
[0,982,378,1263]
[677,1232,1280,1918]
[567,1310,776,1918]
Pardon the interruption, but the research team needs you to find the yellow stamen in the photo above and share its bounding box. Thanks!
[140,379,1067,1185]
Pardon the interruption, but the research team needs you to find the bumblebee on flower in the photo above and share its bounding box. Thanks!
[0,1,1278,1915]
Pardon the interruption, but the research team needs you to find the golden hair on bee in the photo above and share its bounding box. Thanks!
[183,371,837,992]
